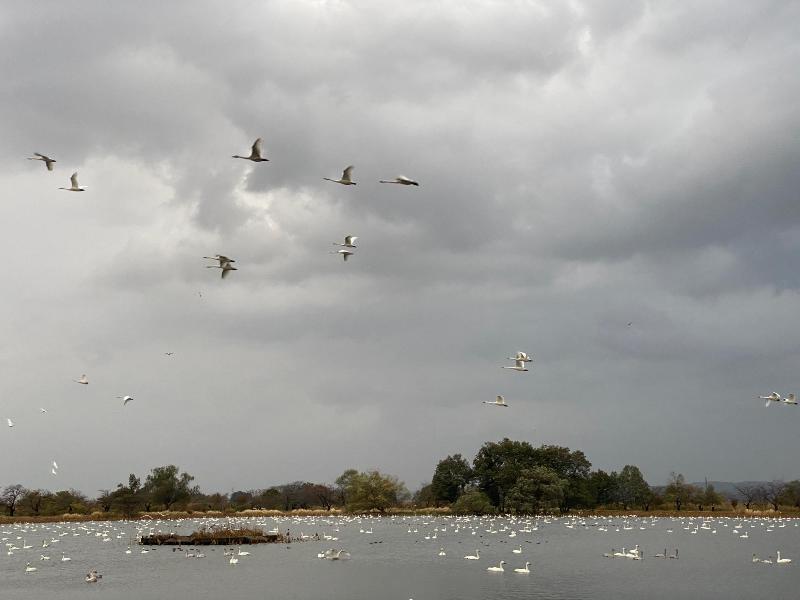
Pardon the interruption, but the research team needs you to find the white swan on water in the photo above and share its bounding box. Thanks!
[464,550,480,560]
[513,562,531,574]
[777,551,792,564]
[487,560,506,572]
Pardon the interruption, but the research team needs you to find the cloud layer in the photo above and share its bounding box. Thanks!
[1,0,799,494]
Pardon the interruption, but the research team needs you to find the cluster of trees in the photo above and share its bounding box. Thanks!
[5,444,800,517]
[415,439,800,514]
[415,440,653,513]
[1,465,198,518]
[0,465,410,517]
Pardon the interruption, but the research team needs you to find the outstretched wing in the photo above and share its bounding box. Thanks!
[342,165,354,181]
[70,172,79,188]
[252,138,263,156]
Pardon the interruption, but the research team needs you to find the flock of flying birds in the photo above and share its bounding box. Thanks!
[758,392,797,408]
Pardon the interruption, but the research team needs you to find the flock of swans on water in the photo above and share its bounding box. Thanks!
[4,513,796,584]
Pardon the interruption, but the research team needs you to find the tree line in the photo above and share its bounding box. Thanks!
[3,440,800,516]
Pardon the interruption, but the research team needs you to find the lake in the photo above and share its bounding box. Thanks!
[2,514,799,599]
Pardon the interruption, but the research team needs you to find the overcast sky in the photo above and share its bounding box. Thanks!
[1,1,799,496]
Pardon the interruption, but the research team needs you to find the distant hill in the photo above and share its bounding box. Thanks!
[690,481,770,499]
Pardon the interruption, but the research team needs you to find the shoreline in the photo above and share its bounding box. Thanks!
[2,506,798,525]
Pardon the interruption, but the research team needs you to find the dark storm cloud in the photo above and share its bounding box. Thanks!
[1,1,799,494]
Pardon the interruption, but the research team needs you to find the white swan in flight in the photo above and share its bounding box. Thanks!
[464,549,480,560]
[508,351,532,363]
[502,359,528,372]
[232,138,269,162]
[487,560,506,572]
[379,175,419,186]
[513,562,531,574]
[783,393,797,406]
[759,392,781,406]
[6,418,13,427]
[53,461,58,470]
[324,165,356,185]
[483,396,508,408]
[28,152,56,171]
[333,236,358,248]
[331,249,354,262]
[207,262,238,279]
[117,395,134,406]
[59,172,85,191]
[74,374,89,385]
[40,408,47,413]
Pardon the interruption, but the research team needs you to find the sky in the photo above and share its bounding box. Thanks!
[1,0,799,497]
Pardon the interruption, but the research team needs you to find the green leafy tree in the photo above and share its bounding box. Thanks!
[431,454,473,505]
[664,472,696,511]
[530,445,592,512]
[335,469,359,505]
[506,466,565,514]
[472,438,537,511]
[19,489,50,516]
[143,465,197,510]
[413,483,436,507]
[48,489,89,514]
[782,480,800,509]
[588,470,618,507]
[616,465,651,510]
[701,482,723,511]
[451,489,495,515]
[343,470,407,513]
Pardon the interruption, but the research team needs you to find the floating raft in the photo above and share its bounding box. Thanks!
[140,533,283,546]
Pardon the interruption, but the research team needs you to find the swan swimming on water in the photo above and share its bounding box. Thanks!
[464,550,480,560]
[513,562,531,574]
[487,560,506,572]
[777,551,792,564]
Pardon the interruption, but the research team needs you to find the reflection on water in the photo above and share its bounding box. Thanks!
[3,514,800,600]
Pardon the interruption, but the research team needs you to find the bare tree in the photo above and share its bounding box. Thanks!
[763,480,787,511]
[734,484,761,510]
[1,484,27,516]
